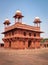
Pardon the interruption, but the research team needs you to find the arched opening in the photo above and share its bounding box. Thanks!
[24,32,26,36]
[47,44,48,47]
[28,40,32,48]
[9,41,11,47]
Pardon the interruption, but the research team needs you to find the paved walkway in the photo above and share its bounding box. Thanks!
[0,48,48,65]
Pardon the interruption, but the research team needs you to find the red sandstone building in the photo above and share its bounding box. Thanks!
[2,10,43,49]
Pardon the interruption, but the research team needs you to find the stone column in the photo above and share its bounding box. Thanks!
[25,39,28,49]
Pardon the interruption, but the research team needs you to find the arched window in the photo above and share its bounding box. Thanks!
[28,40,32,47]
[24,32,26,36]
[34,33,36,37]
[29,33,31,36]
[12,31,14,35]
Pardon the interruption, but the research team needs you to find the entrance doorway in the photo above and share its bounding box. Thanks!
[9,41,11,47]
[28,40,32,48]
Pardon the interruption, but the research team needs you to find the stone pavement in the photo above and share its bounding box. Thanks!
[0,48,48,65]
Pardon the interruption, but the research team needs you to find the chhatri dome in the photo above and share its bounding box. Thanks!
[34,17,41,23]
[3,18,10,25]
[35,17,40,19]
[16,10,22,15]
[13,10,24,20]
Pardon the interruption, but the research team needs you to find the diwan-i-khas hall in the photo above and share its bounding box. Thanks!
[2,10,43,49]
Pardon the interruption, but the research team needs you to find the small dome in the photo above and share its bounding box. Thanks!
[5,18,10,21]
[16,10,22,15]
[35,17,40,19]
[13,10,24,19]
[4,19,10,25]
[16,10,21,13]
[34,17,41,23]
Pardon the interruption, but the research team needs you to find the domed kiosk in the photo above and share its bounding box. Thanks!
[33,17,41,27]
[13,10,24,23]
[3,19,10,27]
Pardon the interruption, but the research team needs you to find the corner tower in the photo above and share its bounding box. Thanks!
[3,19,10,27]
[13,10,24,23]
[33,17,41,27]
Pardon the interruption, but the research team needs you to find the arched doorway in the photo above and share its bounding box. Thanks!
[9,41,11,47]
[28,40,32,48]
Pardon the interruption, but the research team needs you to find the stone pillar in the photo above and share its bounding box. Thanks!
[25,39,28,49]
[4,40,9,48]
